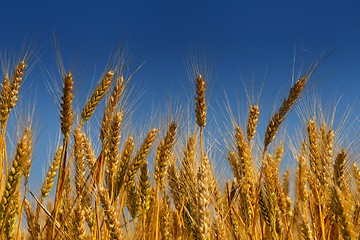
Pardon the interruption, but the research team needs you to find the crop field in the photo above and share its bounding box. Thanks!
[0,47,359,240]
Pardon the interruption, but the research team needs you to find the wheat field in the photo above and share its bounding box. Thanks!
[0,48,359,240]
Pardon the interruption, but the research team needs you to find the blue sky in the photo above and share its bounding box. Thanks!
[1,0,360,185]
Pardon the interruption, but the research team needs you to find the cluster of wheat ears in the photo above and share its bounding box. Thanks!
[0,48,359,240]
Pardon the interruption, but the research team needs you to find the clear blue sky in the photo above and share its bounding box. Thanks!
[1,0,360,185]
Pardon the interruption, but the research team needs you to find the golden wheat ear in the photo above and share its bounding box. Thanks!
[98,186,123,240]
[37,147,63,215]
[196,165,211,240]
[104,111,123,199]
[125,128,157,189]
[100,75,124,141]
[80,71,114,126]
[73,127,86,201]
[113,135,134,199]
[352,163,360,194]
[0,74,11,125]
[139,160,151,225]
[154,122,177,192]
[24,199,40,239]
[264,76,308,154]
[0,128,32,226]
[8,61,27,110]
[331,186,355,239]
[246,105,260,142]
[60,72,74,140]
[195,74,207,129]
